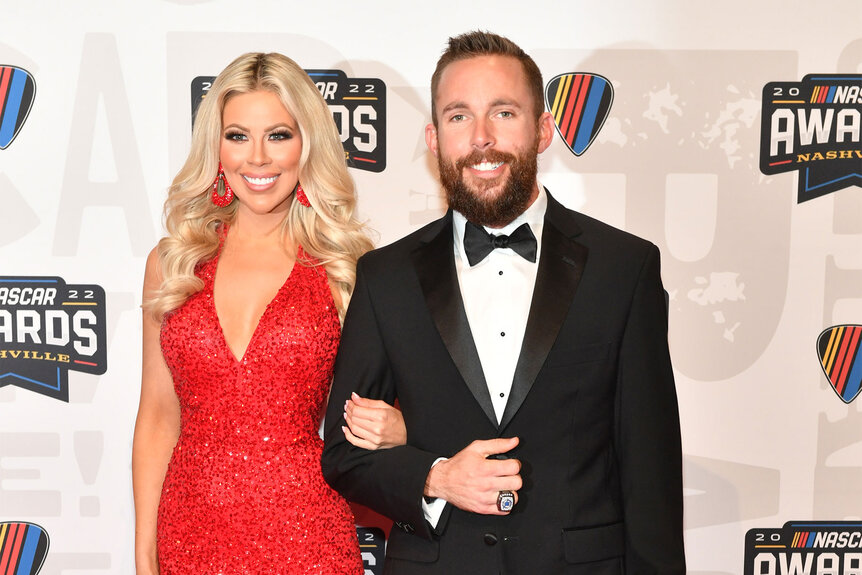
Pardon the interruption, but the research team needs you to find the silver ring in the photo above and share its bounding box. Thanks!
[496,490,515,512]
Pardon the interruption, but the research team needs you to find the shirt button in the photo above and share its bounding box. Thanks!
[499,393,505,398]
[500,332,506,337]
[498,270,503,276]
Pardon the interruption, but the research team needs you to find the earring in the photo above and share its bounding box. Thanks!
[295,182,311,207]
[211,163,234,207]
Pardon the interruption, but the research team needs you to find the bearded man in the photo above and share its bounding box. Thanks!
[322,31,686,574]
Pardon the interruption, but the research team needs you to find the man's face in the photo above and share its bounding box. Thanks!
[426,55,554,228]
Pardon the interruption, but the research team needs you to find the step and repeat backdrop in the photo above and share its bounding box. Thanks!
[1,1,861,573]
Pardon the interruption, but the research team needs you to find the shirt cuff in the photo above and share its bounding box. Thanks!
[421,457,448,528]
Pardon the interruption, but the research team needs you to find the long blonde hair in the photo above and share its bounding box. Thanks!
[145,52,372,320]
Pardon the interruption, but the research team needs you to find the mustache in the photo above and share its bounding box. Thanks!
[453,149,517,171]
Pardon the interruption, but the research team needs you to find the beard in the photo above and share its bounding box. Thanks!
[438,142,539,228]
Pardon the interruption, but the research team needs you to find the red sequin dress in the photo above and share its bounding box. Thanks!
[156,242,362,574]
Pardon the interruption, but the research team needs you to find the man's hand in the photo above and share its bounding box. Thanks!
[424,437,521,515]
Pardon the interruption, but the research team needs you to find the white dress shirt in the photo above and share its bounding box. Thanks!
[452,187,546,422]
[423,185,547,526]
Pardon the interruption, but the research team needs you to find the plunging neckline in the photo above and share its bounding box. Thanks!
[210,228,299,363]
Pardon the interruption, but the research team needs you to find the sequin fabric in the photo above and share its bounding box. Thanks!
[157,242,361,574]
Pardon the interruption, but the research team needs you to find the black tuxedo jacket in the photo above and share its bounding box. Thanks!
[322,192,685,574]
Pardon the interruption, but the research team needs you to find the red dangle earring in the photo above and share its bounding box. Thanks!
[295,182,311,207]
[211,162,234,207]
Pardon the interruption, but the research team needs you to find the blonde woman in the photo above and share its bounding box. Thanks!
[132,52,404,574]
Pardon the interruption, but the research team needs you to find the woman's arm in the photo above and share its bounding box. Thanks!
[343,393,406,450]
[132,249,181,575]
[328,275,407,451]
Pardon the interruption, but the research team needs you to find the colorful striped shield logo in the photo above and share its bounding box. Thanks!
[0,66,36,150]
[545,73,613,156]
[0,523,49,575]
[817,325,862,404]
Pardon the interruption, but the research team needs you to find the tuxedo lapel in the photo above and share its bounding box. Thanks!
[411,213,498,428]
[499,193,588,430]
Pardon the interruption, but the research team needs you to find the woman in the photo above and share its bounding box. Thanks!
[132,52,403,574]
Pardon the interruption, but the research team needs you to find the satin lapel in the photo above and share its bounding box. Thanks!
[499,194,588,430]
[411,213,498,429]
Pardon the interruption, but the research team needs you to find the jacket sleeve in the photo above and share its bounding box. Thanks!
[321,256,441,540]
[615,244,686,572]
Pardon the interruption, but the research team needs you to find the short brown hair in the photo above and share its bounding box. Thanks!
[430,31,545,127]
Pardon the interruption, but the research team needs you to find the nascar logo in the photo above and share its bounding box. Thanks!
[545,73,613,156]
[0,66,36,150]
[760,74,862,202]
[746,521,862,575]
[0,276,107,402]
[0,523,49,575]
[307,70,386,172]
[357,527,384,575]
[191,69,387,173]
[817,325,862,404]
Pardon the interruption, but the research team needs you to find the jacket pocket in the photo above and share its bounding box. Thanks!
[385,528,439,563]
[562,522,624,563]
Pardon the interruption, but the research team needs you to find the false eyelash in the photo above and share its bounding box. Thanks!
[269,130,294,140]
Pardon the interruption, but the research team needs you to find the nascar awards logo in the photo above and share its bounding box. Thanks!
[545,73,613,157]
[0,66,36,150]
[745,521,862,574]
[816,325,861,404]
[0,277,107,402]
[357,527,384,575]
[0,522,49,574]
[191,69,386,172]
[760,74,862,202]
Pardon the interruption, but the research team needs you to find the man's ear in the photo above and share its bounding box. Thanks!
[536,112,555,154]
[425,123,439,157]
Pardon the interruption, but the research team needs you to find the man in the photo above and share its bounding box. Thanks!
[322,31,685,574]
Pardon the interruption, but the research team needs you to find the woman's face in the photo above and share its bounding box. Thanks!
[219,90,303,217]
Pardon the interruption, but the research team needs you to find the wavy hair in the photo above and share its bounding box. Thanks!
[145,52,372,320]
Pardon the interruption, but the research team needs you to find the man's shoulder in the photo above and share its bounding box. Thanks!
[548,193,655,254]
[358,213,450,270]
[576,210,652,249]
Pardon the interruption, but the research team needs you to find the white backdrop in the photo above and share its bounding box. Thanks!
[1,1,861,573]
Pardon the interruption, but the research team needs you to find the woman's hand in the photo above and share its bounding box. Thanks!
[343,392,406,450]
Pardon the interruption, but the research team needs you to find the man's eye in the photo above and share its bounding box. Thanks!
[498,111,513,118]
[450,114,466,122]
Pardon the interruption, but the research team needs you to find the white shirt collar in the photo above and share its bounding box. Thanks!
[453,184,547,267]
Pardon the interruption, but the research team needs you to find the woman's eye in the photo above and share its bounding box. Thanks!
[269,131,293,141]
[225,132,247,142]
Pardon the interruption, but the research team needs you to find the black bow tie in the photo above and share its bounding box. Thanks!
[463,221,537,267]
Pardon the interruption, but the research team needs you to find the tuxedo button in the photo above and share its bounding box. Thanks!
[483,532,498,546]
